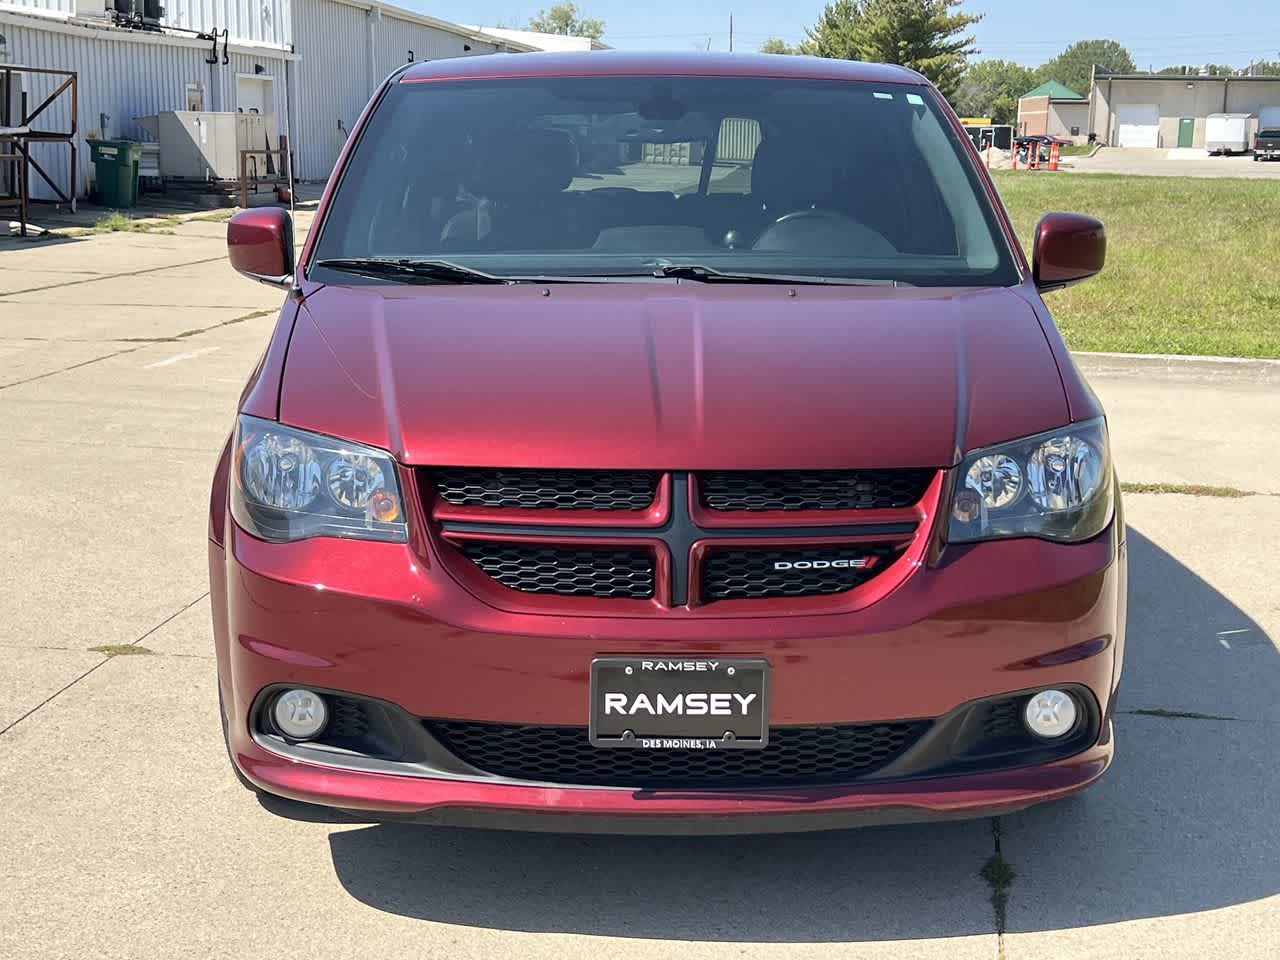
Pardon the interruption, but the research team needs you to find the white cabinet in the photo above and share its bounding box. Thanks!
[144,111,276,180]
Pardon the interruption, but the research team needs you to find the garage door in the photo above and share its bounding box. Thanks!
[1116,104,1159,148]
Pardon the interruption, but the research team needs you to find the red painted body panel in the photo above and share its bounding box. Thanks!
[219,523,1117,719]
[212,52,1123,828]
[211,515,1121,817]
[279,281,1069,469]
[236,298,299,421]
[1013,286,1105,423]
[239,746,1110,826]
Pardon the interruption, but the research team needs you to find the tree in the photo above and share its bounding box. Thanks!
[953,59,1036,124]
[801,1,861,58]
[760,38,801,55]
[528,2,604,40]
[1036,39,1135,96]
[801,0,982,99]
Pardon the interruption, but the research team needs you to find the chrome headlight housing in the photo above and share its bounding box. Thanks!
[948,417,1113,543]
[231,415,407,543]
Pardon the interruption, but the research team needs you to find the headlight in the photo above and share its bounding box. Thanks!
[230,415,407,543]
[948,417,1112,544]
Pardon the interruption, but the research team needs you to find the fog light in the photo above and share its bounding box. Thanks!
[1023,689,1077,739]
[272,688,328,740]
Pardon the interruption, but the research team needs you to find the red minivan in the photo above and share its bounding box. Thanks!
[211,52,1124,833]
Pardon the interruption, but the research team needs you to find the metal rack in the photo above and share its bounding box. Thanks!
[1,65,79,237]
[238,139,294,209]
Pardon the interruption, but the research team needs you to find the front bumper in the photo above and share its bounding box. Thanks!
[241,742,1112,834]
[211,509,1125,831]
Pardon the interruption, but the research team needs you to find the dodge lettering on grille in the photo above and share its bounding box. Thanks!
[773,557,879,571]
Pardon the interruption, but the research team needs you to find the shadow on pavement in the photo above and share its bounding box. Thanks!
[1001,525,1279,932]
[330,818,989,941]
[322,524,1277,941]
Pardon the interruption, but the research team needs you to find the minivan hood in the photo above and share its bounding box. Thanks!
[279,282,1067,469]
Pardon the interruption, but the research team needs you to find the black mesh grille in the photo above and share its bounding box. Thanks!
[952,694,1051,761]
[981,697,1027,741]
[328,697,371,740]
[702,544,902,600]
[460,542,654,599]
[425,720,931,788]
[700,470,933,511]
[433,468,660,510]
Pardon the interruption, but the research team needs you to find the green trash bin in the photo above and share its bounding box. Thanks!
[87,139,143,208]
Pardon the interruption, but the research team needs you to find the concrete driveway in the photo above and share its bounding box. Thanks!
[1067,147,1280,179]
[1,219,1278,959]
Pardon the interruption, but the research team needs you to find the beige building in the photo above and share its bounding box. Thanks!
[1089,74,1280,149]
[1018,96,1091,142]
[1016,81,1090,143]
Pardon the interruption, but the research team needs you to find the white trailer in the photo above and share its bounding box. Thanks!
[1205,113,1250,155]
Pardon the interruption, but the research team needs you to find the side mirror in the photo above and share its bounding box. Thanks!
[227,207,294,288]
[1033,212,1105,291]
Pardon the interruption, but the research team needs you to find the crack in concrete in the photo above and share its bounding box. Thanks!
[1122,707,1244,721]
[1120,481,1259,498]
[0,345,144,391]
[0,307,270,389]
[0,592,209,737]
[0,642,215,660]
[0,256,226,297]
[980,817,1014,959]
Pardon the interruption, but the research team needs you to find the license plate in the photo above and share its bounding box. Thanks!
[589,657,769,750]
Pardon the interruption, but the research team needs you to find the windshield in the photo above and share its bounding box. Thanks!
[310,75,1020,287]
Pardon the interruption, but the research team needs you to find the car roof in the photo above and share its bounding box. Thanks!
[399,51,926,86]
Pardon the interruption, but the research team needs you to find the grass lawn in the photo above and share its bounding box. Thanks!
[991,171,1280,358]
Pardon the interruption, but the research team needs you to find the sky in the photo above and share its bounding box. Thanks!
[422,0,1280,70]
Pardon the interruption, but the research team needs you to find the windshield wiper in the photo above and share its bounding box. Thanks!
[651,263,905,286]
[313,257,514,285]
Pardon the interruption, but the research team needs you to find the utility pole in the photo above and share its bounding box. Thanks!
[729,13,734,52]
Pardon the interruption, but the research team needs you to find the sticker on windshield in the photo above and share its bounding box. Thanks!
[873,91,894,100]
[906,93,924,105]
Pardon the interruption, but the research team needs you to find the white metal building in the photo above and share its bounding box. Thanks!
[0,0,536,198]
[289,0,537,179]
[1088,74,1280,149]
[468,25,608,52]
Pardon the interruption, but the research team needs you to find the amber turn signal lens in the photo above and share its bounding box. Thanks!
[367,491,401,523]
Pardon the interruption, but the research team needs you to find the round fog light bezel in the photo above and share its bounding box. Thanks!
[1023,688,1078,739]
[272,688,329,741]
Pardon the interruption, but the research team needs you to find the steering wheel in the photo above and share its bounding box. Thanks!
[770,208,848,225]
[753,207,898,256]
